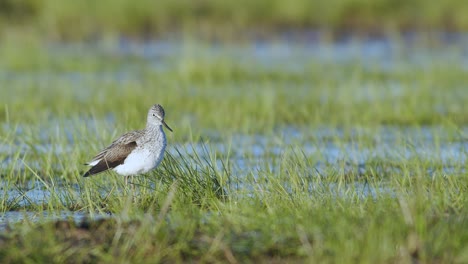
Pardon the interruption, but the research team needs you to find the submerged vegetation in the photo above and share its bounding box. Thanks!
[0,1,467,262]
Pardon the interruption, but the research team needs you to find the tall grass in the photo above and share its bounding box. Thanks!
[0,143,466,262]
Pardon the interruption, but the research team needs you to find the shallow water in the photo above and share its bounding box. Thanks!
[1,36,467,227]
[172,126,467,173]
[1,124,465,228]
[2,125,467,181]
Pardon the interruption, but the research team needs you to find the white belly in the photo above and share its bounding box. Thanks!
[113,147,165,176]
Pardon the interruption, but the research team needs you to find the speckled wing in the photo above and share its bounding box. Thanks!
[83,130,143,177]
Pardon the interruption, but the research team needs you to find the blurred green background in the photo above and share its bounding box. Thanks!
[1,0,467,39]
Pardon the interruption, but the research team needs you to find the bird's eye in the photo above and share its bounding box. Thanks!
[152,114,155,116]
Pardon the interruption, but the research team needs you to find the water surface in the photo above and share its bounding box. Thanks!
[1,36,467,227]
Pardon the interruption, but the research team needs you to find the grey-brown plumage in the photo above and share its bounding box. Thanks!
[83,104,172,178]
[83,131,142,177]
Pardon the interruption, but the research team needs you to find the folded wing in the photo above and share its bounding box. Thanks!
[83,131,142,177]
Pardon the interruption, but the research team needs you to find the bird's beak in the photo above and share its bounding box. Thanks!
[162,120,173,132]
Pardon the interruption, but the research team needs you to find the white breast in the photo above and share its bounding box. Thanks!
[113,146,166,176]
[113,127,167,176]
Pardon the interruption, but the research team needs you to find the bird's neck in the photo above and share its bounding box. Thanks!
[145,123,164,135]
